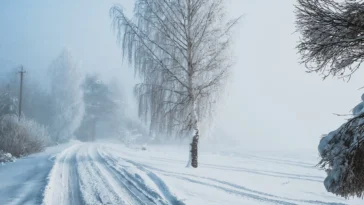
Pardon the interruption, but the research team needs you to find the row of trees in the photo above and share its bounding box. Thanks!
[0,50,85,144]
[0,50,83,143]
[295,0,364,198]
[0,49,144,159]
[0,50,84,158]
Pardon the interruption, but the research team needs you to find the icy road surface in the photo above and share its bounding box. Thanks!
[0,142,363,205]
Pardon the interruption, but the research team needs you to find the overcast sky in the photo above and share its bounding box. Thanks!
[1,0,364,152]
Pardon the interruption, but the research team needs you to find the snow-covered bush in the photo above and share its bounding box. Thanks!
[319,94,364,198]
[19,116,50,146]
[0,115,49,157]
[0,150,15,163]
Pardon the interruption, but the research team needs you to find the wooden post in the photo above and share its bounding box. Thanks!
[18,66,26,121]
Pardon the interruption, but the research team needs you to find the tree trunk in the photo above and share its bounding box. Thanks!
[186,0,199,168]
[188,96,199,168]
[190,129,199,168]
[91,119,96,142]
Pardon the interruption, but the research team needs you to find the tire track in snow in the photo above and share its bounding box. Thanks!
[168,174,345,205]
[76,144,134,205]
[245,154,315,169]
[42,144,83,205]
[101,153,184,205]
[197,177,345,205]
[200,163,323,182]
[106,147,322,182]
[88,145,146,205]
[43,143,178,205]
[121,159,295,205]
[121,159,347,205]
[98,147,172,205]
[68,147,84,205]
[217,152,315,169]
[148,157,322,182]
[145,171,186,205]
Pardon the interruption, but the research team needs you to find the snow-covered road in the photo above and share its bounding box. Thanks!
[1,142,363,205]
[0,143,183,205]
[33,143,183,205]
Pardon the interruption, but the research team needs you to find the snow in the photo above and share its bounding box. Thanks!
[0,151,15,164]
[352,101,364,116]
[0,142,363,205]
[318,130,338,156]
[0,142,74,205]
[352,93,364,116]
[317,93,364,196]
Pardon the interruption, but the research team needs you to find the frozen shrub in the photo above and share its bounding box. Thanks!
[19,116,50,147]
[0,115,49,157]
[0,150,15,163]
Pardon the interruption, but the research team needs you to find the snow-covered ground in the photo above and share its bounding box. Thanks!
[0,142,363,205]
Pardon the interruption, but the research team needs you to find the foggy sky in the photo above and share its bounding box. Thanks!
[1,0,363,152]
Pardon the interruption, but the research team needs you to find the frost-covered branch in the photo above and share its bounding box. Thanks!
[111,0,239,168]
[295,0,364,79]
[319,94,364,198]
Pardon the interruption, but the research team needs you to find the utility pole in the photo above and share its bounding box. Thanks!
[18,66,26,121]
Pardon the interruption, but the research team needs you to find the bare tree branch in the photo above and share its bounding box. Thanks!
[111,0,239,168]
[295,0,364,80]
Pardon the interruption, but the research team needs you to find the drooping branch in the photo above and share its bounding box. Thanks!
[318,111,364,198]
[295,0,364,79]
[111,0,239,140]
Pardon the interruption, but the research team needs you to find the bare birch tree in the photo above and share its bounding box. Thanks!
[111,0,239,168]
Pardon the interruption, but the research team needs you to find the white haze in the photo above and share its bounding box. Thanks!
[0,0,364,153]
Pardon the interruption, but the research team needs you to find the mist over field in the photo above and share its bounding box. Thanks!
[1,0,364,204]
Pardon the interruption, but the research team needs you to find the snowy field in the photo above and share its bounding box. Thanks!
[0,142,363,205]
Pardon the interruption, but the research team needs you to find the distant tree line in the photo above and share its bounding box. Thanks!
[0,49,146,161]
